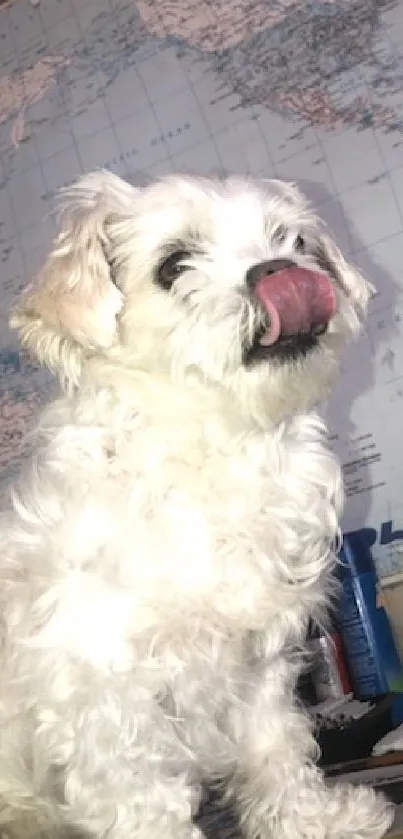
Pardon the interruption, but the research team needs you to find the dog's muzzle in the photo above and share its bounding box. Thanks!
[246,259,337,347]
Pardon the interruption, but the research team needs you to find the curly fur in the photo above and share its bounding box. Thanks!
[0,172,394,839]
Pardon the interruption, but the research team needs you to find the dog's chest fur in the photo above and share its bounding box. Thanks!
[14,390,342,674]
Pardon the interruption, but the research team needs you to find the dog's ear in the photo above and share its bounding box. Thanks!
[316,230,373,328]
[10,170,136,385]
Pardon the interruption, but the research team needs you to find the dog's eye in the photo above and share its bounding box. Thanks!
[273,224,286,244]
[156,250,192,290]
[294,235,305,253]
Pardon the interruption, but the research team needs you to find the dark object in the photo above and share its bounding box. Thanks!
[318,693,403,767]
[195,787,240,839]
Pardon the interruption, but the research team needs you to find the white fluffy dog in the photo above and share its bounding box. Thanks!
[0,172,394,839]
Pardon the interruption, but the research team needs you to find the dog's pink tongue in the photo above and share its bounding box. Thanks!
[255,266,337,347]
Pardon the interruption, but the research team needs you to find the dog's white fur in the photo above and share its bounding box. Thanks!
[0,172,393,839]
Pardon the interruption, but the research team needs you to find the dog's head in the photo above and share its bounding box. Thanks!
[11,172,371,423]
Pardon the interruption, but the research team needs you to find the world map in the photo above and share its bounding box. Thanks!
[1,0,403,575]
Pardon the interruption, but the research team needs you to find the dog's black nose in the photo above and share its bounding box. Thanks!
[245,259,295,290]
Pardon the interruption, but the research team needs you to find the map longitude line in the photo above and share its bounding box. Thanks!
[369,21,403,234]
[67,0,115,178]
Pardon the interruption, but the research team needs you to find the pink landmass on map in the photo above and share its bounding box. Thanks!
[0,56,69,148]
[136,0,341,52]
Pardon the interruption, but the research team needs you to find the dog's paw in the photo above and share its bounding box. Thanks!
[274,783,394,839]
[330,783,394,839]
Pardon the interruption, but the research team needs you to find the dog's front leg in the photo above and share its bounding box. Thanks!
[62,739,204,839]
[227,687,393,839]
[64,759,203,839]
[37,687,204,839]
